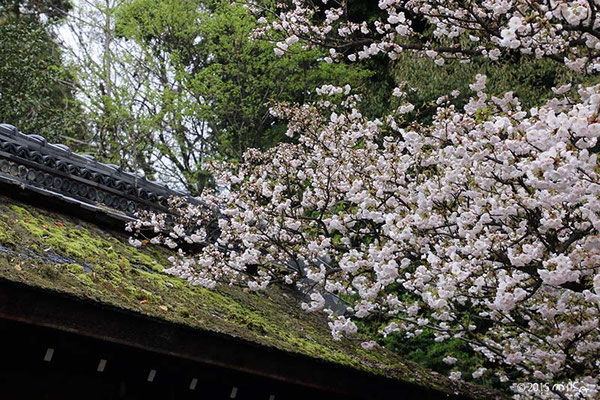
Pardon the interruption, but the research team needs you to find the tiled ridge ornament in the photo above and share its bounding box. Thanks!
[0,124,188,222]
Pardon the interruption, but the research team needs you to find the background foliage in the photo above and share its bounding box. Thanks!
[0,1,84,142]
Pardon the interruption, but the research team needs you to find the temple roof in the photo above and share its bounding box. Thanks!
[0,125,505,399]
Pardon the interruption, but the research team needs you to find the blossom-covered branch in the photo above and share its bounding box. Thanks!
[250,0,600,71]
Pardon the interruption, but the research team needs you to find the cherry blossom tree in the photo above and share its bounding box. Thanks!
[130,1,600,398]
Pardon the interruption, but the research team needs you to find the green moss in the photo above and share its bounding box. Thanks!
[5,205,170,275]
[0,195,498,398]
[9,204,29,217]
[62,263,85,274]
[0,220,15,246]
[75,272,95,286]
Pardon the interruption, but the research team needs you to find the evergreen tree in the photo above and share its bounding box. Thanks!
[0,0,84,143]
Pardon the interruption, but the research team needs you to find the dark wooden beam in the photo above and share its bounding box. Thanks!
[0,279,458,400]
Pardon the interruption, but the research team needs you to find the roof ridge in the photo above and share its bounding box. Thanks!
[0,124,187,222]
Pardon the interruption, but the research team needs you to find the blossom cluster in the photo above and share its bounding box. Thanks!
[251,0,600,72]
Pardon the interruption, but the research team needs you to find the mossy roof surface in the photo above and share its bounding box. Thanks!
[0,194,501,399]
